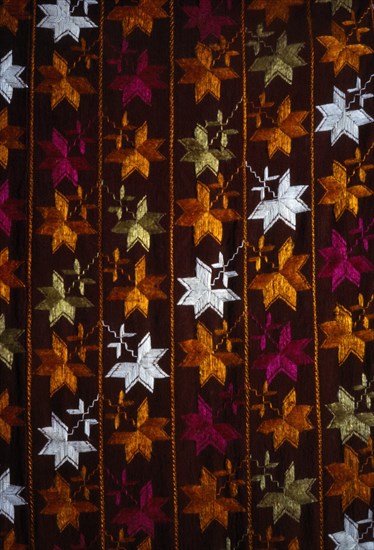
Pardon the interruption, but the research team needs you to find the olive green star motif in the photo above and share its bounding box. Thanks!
[179,123,234,177]
[111,195,165,252]
[35,271,93,326]
[0,314,24,369]
[258,462,316,523]
[327,387,374,444]
[250,32,306,86]
[316,0,352,14]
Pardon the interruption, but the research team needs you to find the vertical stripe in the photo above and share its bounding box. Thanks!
[169,1,179,548]
[97,1,106,548]
[26,2,37,548]
[241,2,252,548]
[307,3,324,549]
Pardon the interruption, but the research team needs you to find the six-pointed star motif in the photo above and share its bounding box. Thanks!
[249,169,309,232]
[38,412,96,469]
[316,86,373,144]
[106,333,168,393]
[178,258,240,318]
[38,0,97,42]
[0,51,27,103]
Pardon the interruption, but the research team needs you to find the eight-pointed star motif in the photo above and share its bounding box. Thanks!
[111,195,165,252]
[178,257,240,318]
[327,386,374,444]
[258,462,316,523]
[0,469,26,523]
[38,412,96,469]
[250,32,305,86]
[0,51,27,103]
[38,0,97,42]
[316,86,373,145]
[106,333,168,393]
[249,169,309,232]
[35,271,93,326]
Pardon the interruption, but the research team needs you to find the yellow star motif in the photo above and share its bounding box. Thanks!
[319,160,372,220]
[107,0,167,36]
[179,322,242,385]
[320,304,374,364]
[107,256,166,318]
[250,237,310,310]
[108,398,169,462]
[182,467,244,530]
[105,122,164,180]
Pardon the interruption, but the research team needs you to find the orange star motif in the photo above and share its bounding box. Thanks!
[35,332,93,395]
[177,43,238,103]
[250,237,310,310]
[105,122,164,180]
[0,0,30,34]
[320,304,374,364]
[40,474,97,531]
[37,191,96,253]
[248,0,304,25]
[182,467,244,530]
[37,52,95,110]
[0,108,24,169]
[251,96,308,158]
[179,322,242,385]
[258,388,313,449]
[107,0,167,36]
[319,160,372,219]
[0,389,23,444]
[108,398,169,462]
[326,445,374,509]
[107,255,167,318]
[176,179,240,245]
[318,22,373,76]
[0,247,24,303]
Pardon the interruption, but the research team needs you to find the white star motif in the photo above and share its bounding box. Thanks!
[329,511,374,549]
[316,86,373,145]
[178,258,240,318]
[248,169,309,233]
[38,0,97,42]
[0,51,27,103]
[0,469,26,523]
[39,413,96,469]
[106,333,168,393]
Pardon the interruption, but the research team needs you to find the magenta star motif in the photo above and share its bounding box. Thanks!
[0,180,25,236]
[183,0,234,40]
[253,323,312,384]
[181,395,240,455]
[110,50,167,107]
[39,128,92,188]
[112,481,168,537]
[319,229,373,291]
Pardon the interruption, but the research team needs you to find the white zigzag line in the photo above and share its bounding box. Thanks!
[358,518,374,541]
[68,394,100,436]
[211,241,245,287]
[102,321,137,358]
[347,73,374,109]
[246,163,277,198]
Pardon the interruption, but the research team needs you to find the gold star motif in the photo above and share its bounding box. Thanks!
[107,0,167,36]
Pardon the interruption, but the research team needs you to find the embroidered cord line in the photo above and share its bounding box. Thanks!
[210,165,241,207]
[26,0,37,546]
[211,241,245,286]
[71,465,99,499]
[214,312,244,352]
[67,394,100,436]
[241,2,253,548]
[169,2,179,547]
[347,140,374,185]
[68,37,100,74]
[102,321,137,358]
[308,4,325,548]
[66,252,99,294]
[346,73,374,109]
[97,1,106,547]
[347,3,373,40]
